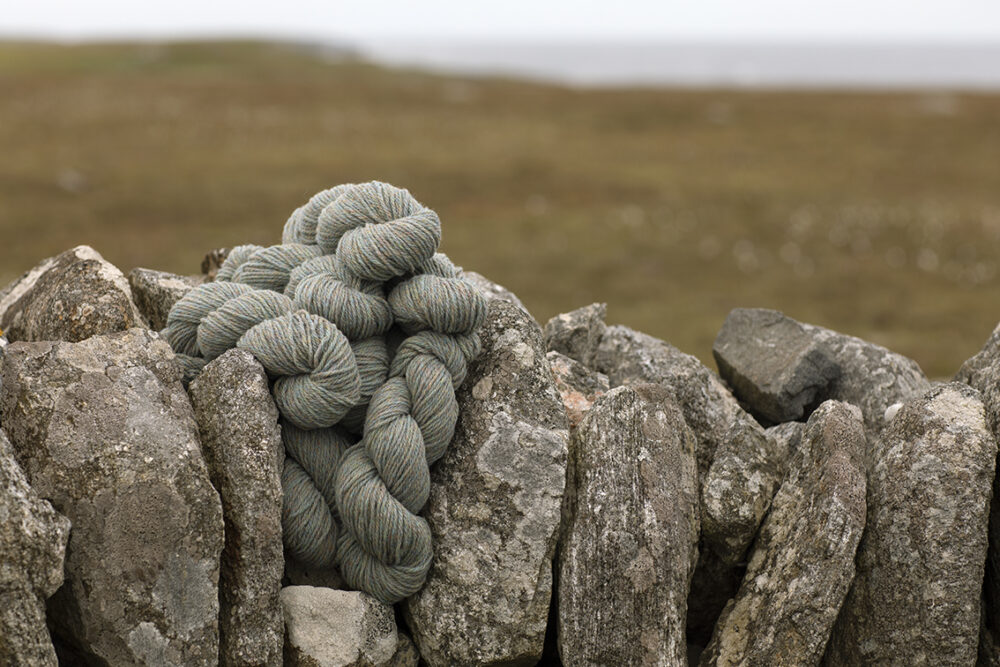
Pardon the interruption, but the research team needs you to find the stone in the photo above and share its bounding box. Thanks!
[546,350,610,429]
[700,419,783,565]
[957,323,1000,657]
[281,586,397,667]
[386,633,420,667]
[558,384,699,667]
[713,308,929,434]
[824,383,995,666]
[543,302,607,366]
[128,267,202,330]
[0,428,71,667]
[701,401,866,666]
[0,245,146,343]
[0,328,224,665]
[188,349,284,667]
[461,270,529,314]
[202,248,230,280]
[591,323,763,643]
[766,420,805,461]
[403,299,568,667]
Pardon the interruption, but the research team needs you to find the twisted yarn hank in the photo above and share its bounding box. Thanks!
[162,181,486,603]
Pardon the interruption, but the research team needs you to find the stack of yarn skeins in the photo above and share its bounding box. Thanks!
[161,181,488,603]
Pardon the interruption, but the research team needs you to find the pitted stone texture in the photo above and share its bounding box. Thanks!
[0,245,146,343]
[189,349,284,667]
[543,302,607,367]
[281,586,397,667]
[713,308,840,424]
[128,267,202,330]
[701,401,866,667]
[460,270,529,314]
[591,323,760,646]
[0,428,71,667]
[386,633,420,667]
[701,419,783,565]
[0,328,224,666]
[714,308,929,435]
[559,384,699,667]
[957,323,1000,649]
[824,383,995,666]
[546,350,610,429]
[403,299,568,667]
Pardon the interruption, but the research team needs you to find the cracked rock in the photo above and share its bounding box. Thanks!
[0,328,224,665]
[128,267,202,330]
[558,384,699,666]
[543,303,607,367]
[403,299,568,667]
[546,350,610,429]
[824,383,995,666]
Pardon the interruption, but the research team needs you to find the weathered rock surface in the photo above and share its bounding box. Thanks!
[714,308,929,434]
[128,267,202,330]
[0,328,224,665]
[592,323,763,643]
[461,270,529,314]
[1,428,71,667]
[957,322,1000,652]
[189,349,284,667]
[281,586,397,667]
[0,245,146,343]
[386,633,420,667]
[701,419,783,565]
[825,383,995,666]
[701,401,867,666]
[404,299,568,667]
[546,350,609,428]
[543,302,607,366]
[558,384,699,667]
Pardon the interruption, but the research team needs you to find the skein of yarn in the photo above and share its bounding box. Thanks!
[161,181,487,603]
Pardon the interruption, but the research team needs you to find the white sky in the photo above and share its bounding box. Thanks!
[3,0,1000,42]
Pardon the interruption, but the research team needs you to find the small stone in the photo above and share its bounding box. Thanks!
[713,308,929,434]
[404,299,568,667]
[701,401,866,666]
[0,428,71,667]
[0,245,146,343]
[386,633,420,667]
[824,383,995,666]
[543,303,607,366]
[460,270,529,315]
[558,384,699,666]
[0,328,224,665]
[128,267,203,330]
[546,350,610,428]
[701,419,783,565]
[202,248,230,280]
[281,586,397,667]
[189,349,284,667]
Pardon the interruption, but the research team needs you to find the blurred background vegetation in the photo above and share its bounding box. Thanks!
[1,40,998,378]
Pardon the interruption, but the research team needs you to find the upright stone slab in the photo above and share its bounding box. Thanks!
[189,349,284,667]
[128,267,202,330]
[591,323,762,643]
[701,401,866,666]
[957,323,1000,649]
[0,245,146,342]
[404,299,568,667]
[0,328,224,665]
[714,308,929,434]
[281,587,397,667]
[0,429,71,667]
[825,383,995,666]
[559,384,699,667]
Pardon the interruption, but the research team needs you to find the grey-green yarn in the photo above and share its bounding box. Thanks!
[160,180,487,604]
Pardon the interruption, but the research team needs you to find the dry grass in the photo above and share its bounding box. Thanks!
[2,40,999,377]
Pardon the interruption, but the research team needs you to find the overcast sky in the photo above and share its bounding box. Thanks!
[4,0,1000,42]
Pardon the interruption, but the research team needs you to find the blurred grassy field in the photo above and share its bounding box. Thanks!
[1,40,999,377]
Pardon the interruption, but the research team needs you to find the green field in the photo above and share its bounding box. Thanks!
[1,40,999,378]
